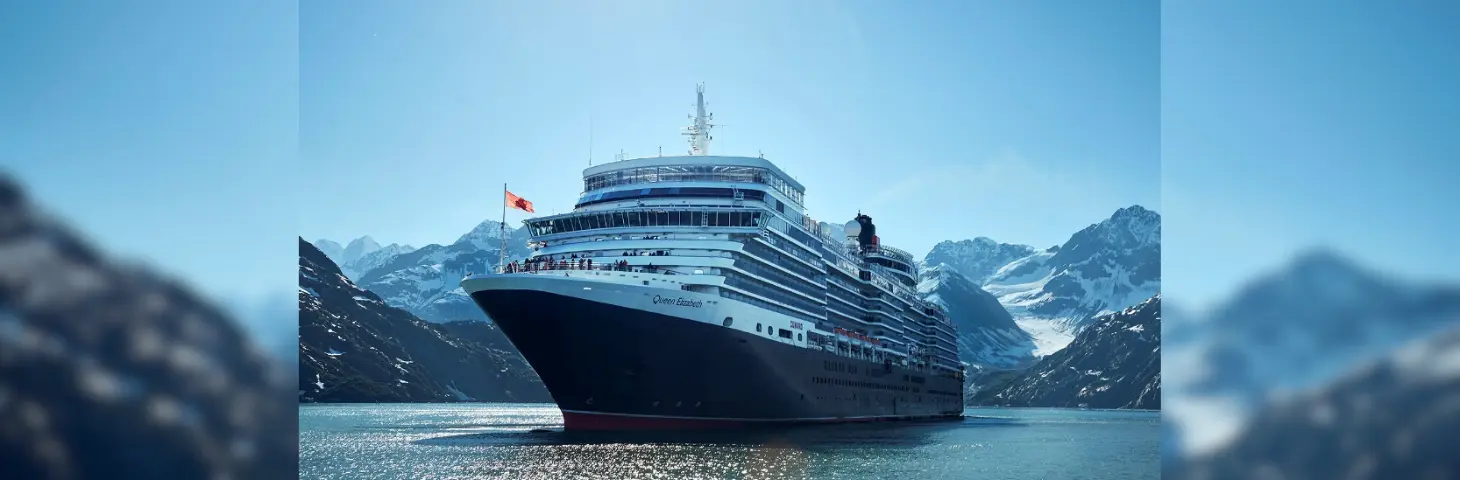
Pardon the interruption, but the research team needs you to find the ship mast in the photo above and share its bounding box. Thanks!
[684,83,714,155]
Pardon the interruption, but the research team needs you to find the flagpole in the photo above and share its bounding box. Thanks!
[499,183,507,273]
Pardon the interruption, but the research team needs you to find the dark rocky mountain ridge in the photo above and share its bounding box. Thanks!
[298,237,548,403]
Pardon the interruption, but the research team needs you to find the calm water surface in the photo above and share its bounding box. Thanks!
[300,403,1158,479]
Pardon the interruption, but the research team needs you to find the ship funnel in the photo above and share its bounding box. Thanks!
[850,214,876,251]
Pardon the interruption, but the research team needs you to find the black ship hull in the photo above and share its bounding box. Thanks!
[470,286,965,431]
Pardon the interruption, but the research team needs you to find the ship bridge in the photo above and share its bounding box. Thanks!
[581,156,805,207]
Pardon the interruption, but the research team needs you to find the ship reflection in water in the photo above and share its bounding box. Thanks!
[299,403,1158,479]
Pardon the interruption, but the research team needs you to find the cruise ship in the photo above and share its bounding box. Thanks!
[461,85,965,430]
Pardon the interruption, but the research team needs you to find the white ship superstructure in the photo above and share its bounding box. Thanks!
[462,85,963,430]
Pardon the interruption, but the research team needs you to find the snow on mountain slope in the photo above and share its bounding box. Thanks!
[978,205,1161,354]
[352,220,533,323]
[917,264,1036,369]
[981,248,1071,356]
[972,294,1161,409]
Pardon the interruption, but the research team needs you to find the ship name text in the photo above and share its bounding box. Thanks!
[653,295,704,308]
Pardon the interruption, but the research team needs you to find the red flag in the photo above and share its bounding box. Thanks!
[506,190,534,213]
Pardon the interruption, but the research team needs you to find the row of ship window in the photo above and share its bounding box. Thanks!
[574,186,767,209]
[737,239,825,282]
[748,229,823,266]
[719,289,820,324]
[730,256,824,299]
[812,376,914,393]
[582,165,805,205]
[526,209,763,236]
[762,216,823,251]
[722,271,824,317]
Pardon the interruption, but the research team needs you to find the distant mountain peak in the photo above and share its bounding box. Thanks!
[924,238,1037,285]
[345,235,381,252]
[1230,248,1397,309]
[1286,247,1371,278]
[312,239,346,264]
[1112,204,1156,219]
[455,219,511,249]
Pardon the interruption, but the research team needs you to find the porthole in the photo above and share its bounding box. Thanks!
[723,317,734,327]
[756,323,762,333]
[797,333,803,342]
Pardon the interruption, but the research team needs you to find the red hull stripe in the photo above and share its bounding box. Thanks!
[560,410,957,431]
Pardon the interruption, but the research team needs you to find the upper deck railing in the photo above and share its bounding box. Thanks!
[870,245,915,263]
[523,205,767,238]
[853,244,915,264]
[488,258,697,276]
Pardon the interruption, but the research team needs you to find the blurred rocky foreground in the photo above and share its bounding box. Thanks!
[1169,326,1460,480]
[0,174,297,479]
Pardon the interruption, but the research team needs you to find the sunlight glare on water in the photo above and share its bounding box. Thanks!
[300,403,1158,479]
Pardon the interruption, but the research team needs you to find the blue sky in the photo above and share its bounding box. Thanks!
[5,1,1453,326]
[299,0,1160,258]
[0,2,297,310]
[1163,1,1460,310]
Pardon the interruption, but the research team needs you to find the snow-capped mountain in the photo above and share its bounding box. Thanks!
[455,217,514,251]
[924,237,1038,285]
[310,237,417,280]
[313,238,345,262]
[298,237,548,402]
[1171,326,1460,480]
[341,242,415,279]
[351,220,533,323]
[978,205,1161,355]
[341,235,381,264]
[971,294,1161,409]
[1163,249,1460,457]
[917,264,1036,369]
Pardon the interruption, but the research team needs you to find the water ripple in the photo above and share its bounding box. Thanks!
[301,403,1158,479]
